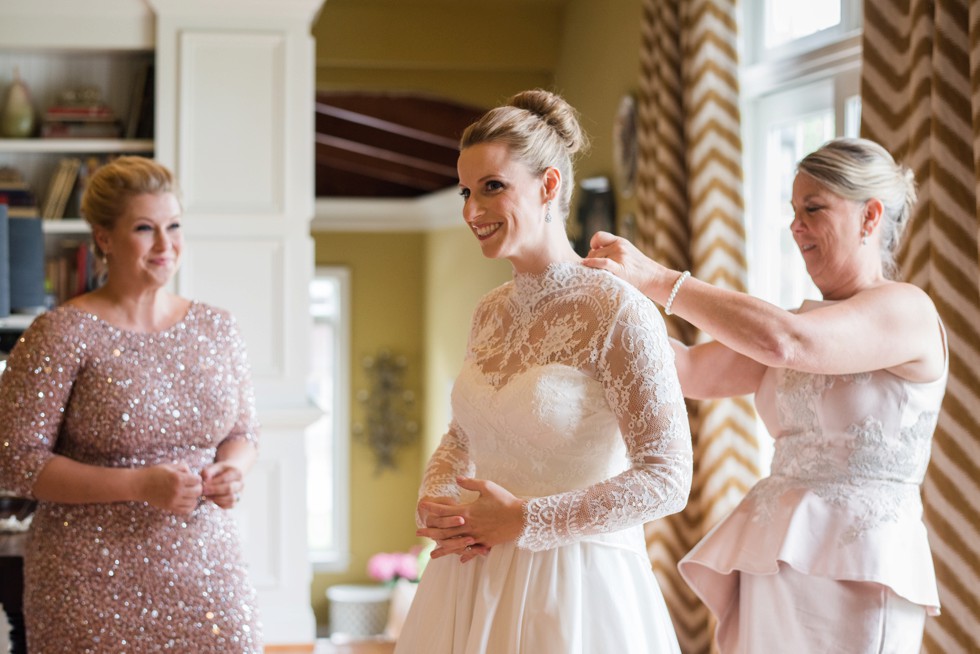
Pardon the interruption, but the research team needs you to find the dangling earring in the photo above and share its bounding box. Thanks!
[861,228,869,246]
[545,201,553,223]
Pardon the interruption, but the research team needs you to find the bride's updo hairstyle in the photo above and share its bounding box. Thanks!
[460,89,589,221]
[797,137,917,280]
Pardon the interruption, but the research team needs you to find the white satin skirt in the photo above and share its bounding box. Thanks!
[717,562,927,654]
[393,527,681,654]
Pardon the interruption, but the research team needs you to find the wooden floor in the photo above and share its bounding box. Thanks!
[266,638,395,654]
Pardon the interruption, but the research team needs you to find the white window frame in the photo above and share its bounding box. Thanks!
[740,1,863,472]
[741,1,863,309]
[742,0,863,66]
[308,266,351,572]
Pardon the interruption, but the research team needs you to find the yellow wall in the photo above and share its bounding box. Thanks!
[423,227,512,456]
[313,0,561,108]
[557,0,645,231]
[310,231,428,624]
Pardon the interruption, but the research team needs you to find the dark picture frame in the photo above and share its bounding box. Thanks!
[573,177,616,257]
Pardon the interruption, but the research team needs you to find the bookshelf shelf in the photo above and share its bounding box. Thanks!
[0,139,154,154]
[42,218,90,234]
[0,313,38,331]
[0,46,154,314]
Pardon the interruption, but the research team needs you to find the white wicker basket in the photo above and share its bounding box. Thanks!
[326,584,392,639]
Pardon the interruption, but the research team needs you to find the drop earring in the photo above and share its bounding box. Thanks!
[545,201,553,223]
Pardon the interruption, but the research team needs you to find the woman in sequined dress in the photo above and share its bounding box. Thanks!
[0,157,262,653]
[394,90,691,653]
[585,138,948,653]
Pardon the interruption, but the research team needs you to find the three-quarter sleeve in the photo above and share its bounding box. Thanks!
[219,315,260,448]
[517,294,693,551]
[0,314,81,497]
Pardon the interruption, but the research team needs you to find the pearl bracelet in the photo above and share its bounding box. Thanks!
[664,271,691,316]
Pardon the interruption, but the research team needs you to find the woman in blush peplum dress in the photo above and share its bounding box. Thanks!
[585,137,947,653]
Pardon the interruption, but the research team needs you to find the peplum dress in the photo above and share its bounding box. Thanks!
[395,262,692,654]
[679,305,948,651]
[0,302,262,653]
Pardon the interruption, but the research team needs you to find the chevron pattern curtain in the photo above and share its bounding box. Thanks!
[861,1,980,651]
[635,1,760,652]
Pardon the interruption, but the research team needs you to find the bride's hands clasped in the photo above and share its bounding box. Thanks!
[417,476,526,564]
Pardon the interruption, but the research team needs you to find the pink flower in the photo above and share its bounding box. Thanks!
[393,553,419,581]
[367,548,426,583]
[367,553,399,583]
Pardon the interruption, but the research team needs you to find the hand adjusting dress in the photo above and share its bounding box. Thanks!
[395,262,692,654]
[0,302,262,653]
[679,302,948,653]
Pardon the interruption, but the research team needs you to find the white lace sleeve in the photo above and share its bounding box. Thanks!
[517,294,693,551]
[416,419,475,517]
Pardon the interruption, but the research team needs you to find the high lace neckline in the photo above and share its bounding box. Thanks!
[512,260,586,300]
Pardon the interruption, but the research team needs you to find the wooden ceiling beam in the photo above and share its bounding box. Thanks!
[316,144,454,192]
[313,91,486,198]
[316,133,458,178]
[315,112,459,168]
[315,102,459,149]
[315,165,427,198]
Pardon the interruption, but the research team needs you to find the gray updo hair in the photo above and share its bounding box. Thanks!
[798,137,917,279]
[460,89,589,221]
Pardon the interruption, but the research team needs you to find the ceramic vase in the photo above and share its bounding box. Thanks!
[1,70,36,138]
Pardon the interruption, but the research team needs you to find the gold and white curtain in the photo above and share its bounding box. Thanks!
[638,0,980,652]
[861,0,980,651]
[635,1,759,652]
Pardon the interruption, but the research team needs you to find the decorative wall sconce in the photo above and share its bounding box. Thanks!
[352,349,418,472]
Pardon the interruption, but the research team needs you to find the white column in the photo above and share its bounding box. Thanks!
[149,0,326,644]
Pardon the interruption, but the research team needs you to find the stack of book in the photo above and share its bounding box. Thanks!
[40,155,114,220]
[40,104,122,139]
[46,238,99,306]
[41,157,81,219]
[0,167,39,219]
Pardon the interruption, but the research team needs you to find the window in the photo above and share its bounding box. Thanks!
[740,0,863,471]
[306,267,350,569]
[742,0,863,312]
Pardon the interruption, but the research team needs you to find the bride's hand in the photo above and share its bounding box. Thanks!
[417,496,475,560]
[417,477,525,560]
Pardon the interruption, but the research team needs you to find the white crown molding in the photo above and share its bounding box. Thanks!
[148,0,325,21]
[0,0,155,50]
[311,187,462,232]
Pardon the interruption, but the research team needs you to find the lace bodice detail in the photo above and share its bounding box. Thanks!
[419,263,692,551]
[752,359,947,544]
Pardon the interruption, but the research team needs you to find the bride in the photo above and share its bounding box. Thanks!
[394,89,692,654]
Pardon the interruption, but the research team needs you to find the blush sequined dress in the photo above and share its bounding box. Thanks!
[0,302,262,653]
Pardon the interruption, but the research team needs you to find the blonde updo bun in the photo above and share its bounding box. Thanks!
[460,89,590,221]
